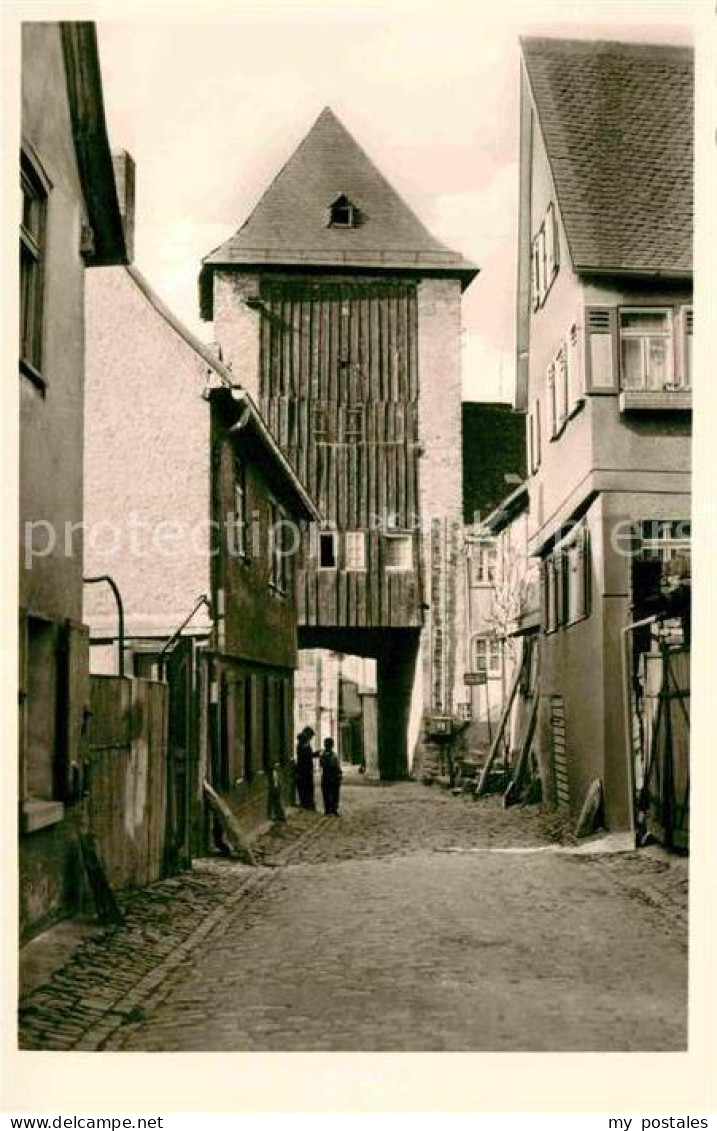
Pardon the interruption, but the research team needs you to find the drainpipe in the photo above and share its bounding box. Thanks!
[621,612,659,844]
[84,574,125,677]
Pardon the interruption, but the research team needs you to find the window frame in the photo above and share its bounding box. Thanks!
[543,522,591,634]
[229,454,248,560]
[382,532,413,572]
[531,202,559,311]
[471,634,502,679]
[344,531,367,572]
[344,405,364,443]
[313,406,329,443]
[469,538,499,587]
[20,148,51,386]
[329,195,357,229]
[318,529,339,571]
[618,306,677,392]
[269,500,289,594]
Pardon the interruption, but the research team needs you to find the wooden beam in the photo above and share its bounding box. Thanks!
[475,639,524,797]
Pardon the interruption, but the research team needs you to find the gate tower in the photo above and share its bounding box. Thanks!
[200,108,477,777]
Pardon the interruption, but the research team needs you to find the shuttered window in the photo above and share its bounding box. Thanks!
[585,307,617,391]
[542,523,591,634]
[531,202,559,310]
[566,323,583,410]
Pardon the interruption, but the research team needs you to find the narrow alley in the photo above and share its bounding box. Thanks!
[20,778,688,1053]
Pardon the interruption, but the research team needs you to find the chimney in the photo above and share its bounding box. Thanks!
[111,150,136,264]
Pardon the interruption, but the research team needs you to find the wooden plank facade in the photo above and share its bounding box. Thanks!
[258,276,423,631]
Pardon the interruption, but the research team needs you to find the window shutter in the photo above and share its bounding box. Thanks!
[65,622,90,800]
[567,323,584,408]
[584,306,618,392]
[678,305,693,388]
[540,561,549,632]
[582,526,591,617]
[545,203,558,283]
[527,410,534,475]
[531,239,540,311]
[535,399,542,466]
[547,363,556,438]
[553,552,564,626]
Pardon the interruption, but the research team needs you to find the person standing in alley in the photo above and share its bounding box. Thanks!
[320,736,342,816]
[295,726,317,810]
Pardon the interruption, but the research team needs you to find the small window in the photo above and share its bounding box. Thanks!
[469,540,498,586]
[638,519,691,564]
[531,203,559,310]
[313,406,329,442]
[345,405,364,443]
[229,455,247,558]
[319,530,338,570]
[472,636,502,678]
[329,194,358,229]
[554,346,569,431]
[269,501,289,593]
[619,308,675,391]
[345,531,366,572]
[383,534,413,572]
[543,523,591,632]
[20,152,49,378]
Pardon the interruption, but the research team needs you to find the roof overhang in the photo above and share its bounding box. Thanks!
[199,257,478,321]
[575,265,692,280]
[60,22,127,266]
[477,482,529,537]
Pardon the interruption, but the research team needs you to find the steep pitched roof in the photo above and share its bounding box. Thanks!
[200,107,477,317]
[521,36,693,275]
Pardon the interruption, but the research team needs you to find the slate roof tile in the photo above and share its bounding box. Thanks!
[521,37,693,275]
[203,107,476,277]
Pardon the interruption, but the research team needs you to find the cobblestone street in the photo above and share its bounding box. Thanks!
[19,779,688,1052]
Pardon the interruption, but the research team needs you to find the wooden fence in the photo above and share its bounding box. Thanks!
[87,675,169,890]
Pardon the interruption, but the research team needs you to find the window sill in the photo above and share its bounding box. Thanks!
[20,358,47,393]
[619,389,692,412]
[21,798,65,834]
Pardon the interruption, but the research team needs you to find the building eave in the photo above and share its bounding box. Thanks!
[199,257,478,321]
[60,22,127,267]
[125,266,320,523]
[208,386,321,524]
[478,482,530,536]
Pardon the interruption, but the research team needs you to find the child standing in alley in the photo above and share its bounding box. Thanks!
[320,737,342,816]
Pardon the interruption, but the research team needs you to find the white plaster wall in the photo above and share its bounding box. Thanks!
[84,268,212,641]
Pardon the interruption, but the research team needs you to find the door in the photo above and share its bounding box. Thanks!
[166,636,197,873]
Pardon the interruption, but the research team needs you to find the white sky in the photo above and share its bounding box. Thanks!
[96,0,696,403]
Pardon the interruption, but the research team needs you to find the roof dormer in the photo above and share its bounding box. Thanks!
[328,194,359,229]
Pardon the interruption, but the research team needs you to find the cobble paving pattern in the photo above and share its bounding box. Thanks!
[19,781,688,1052]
